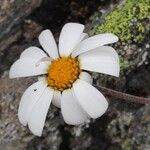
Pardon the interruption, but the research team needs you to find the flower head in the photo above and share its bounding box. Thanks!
[9,23,120,136]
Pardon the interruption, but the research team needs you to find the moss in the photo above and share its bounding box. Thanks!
[95,0,150,43]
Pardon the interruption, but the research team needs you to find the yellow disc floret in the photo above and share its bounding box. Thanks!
[47,57,80,91]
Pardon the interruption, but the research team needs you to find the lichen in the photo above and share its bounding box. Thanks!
[95,0,150,43]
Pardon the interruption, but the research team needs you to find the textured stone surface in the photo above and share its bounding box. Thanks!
[0,74,63,149]
[0,0,42,52]
[0,0,150,149]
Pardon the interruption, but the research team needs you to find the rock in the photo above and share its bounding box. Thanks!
[0,75,63,149]
[130,105,150,150]
[0,0,42,52]
[0,0,150,149]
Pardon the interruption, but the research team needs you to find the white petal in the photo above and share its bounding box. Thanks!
[9,58,50,78]
[71,33,89,56]
[28,87,54,136]
[18,81,47,126]
[73,79,108,118]
[79,46,120,77]
[79,72,93,84]
[52,91,61,108]
[71,33,88,57]
[59,23,85,57]
[39,29,59,58]
[61,89,88,125]
[72,33,118,57]
[78,33,88,43]
[20,46,47,60]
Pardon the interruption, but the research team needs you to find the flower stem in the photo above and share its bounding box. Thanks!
[94,85,150,104]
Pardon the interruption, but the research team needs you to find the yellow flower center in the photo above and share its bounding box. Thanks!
[47,57,80,91]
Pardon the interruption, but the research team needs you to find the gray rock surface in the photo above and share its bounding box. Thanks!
[0,0,150,149]
[0,0,42,52]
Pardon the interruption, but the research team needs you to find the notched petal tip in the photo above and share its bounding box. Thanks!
[39,29,50,38]
[28,124,42,137]
[104,33,119,41]
[18,111,26,126]
[63,118,84,125]
[64,22,85,28]
[116,72,120,78]
[115,64,120,77]
[9,62,17,79]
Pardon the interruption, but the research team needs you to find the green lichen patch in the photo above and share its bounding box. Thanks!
[95,0,150,43]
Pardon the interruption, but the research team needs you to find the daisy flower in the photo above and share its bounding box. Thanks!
[9,23,120,136]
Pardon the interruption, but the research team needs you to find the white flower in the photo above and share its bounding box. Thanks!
[9,23,120,136]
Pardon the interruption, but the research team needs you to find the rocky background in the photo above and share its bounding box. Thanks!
[0,0,150,149]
